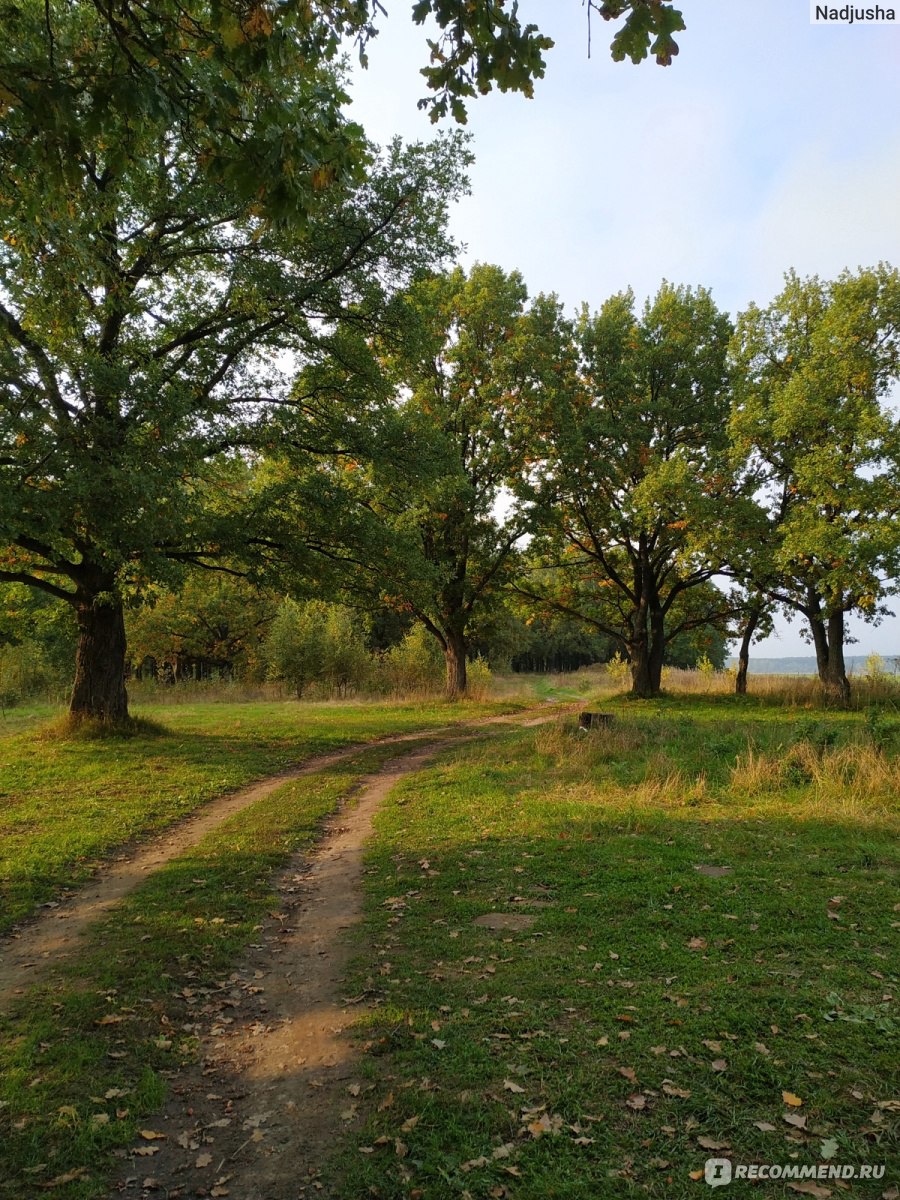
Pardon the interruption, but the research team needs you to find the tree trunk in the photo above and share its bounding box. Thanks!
[735,605,761,695]
[809,613,830,680]
[444,630,467,698]
[822,610,851,705]
[629,599,664,699]
[648,607,666,694]
[70,593,129,723]
[808,608,851,705]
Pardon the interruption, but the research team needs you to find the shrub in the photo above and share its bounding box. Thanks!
[0,640,68,707]
[380,626,445,696]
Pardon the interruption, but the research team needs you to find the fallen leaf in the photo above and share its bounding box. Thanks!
[688,938,708,951]
[400,1115,420,1133]
[42,1167,89,1188]
[820,1137,838,1160]
[662,1083,691,1099]
[91,1113,110,1127]
[503,1079,525,1094]
[462,1155,490,1170]
[431,1039,446,1050]
[710,1059,728,1072]
[617,1067,637,1082]
[697,1136,730,1151]
[786,1184,831,1198]
[625,1093,647,1111]
[526,1112,563,1138]
[753,1121,777,1132]
[783,1112,808,1129]
[783,1091,804,1107]
[196,1153,213,1168]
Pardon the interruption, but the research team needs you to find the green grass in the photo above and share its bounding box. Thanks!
[338,695,899,1198]
[0,697,522,932]
[2,689,898,1198]
[0,741,406,1200]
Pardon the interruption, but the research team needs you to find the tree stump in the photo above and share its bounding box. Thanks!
[579,711,614,730]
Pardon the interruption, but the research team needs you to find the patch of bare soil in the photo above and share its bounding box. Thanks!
[105,740,460,1200]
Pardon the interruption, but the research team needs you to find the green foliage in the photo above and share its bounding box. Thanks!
[127,574,275,681]
[521,284,737,695]
[0,0,471,719]
[265,600,328,697]
[262,262,557,694]
[0,640,67,708]
[380,625,445,695]
[265,599,370,697]
[729,265,900,687]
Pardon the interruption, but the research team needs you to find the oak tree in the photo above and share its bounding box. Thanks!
[729,265,900,704]
[521,283,738,697]
[0,0,469,721]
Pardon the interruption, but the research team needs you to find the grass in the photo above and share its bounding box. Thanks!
[1,684,898,1198]
[0,741,407,1200]
[0,696,524,933]
[337,694,899,1198]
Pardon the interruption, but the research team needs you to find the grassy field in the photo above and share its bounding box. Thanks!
[0,697,523,933]
[0,742,407,1199]
[0,684,898,1198]
[340,694,899,1198]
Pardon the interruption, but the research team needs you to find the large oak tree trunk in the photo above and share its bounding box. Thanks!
[808,608,851,706]
[629,599,664,699]
[444,630,468,698]
[735,605,761,696]
[822,610,851,705]
[648,607,666,694]
[70,593,129,723]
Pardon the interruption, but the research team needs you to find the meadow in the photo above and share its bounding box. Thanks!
[0,673,897,1198]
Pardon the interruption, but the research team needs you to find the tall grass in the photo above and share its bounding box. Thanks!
[660,665,900,708]
[731,738,900,818]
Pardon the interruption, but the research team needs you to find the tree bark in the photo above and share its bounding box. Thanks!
[735,605,761,695]
[444,629,468,697]
[70,592,129,722]
[807,607,851,705]
[822,610,851,705]
[648,607,666,694]
[629,596,664,698]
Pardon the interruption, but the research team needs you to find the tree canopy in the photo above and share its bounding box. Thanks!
[0,0,471,721]
[519,283,738,697]
[729,265,900,702]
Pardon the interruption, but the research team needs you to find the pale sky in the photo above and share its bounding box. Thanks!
[348,1,900,658]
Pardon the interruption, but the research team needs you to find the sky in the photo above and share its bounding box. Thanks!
[346,1,900,658]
